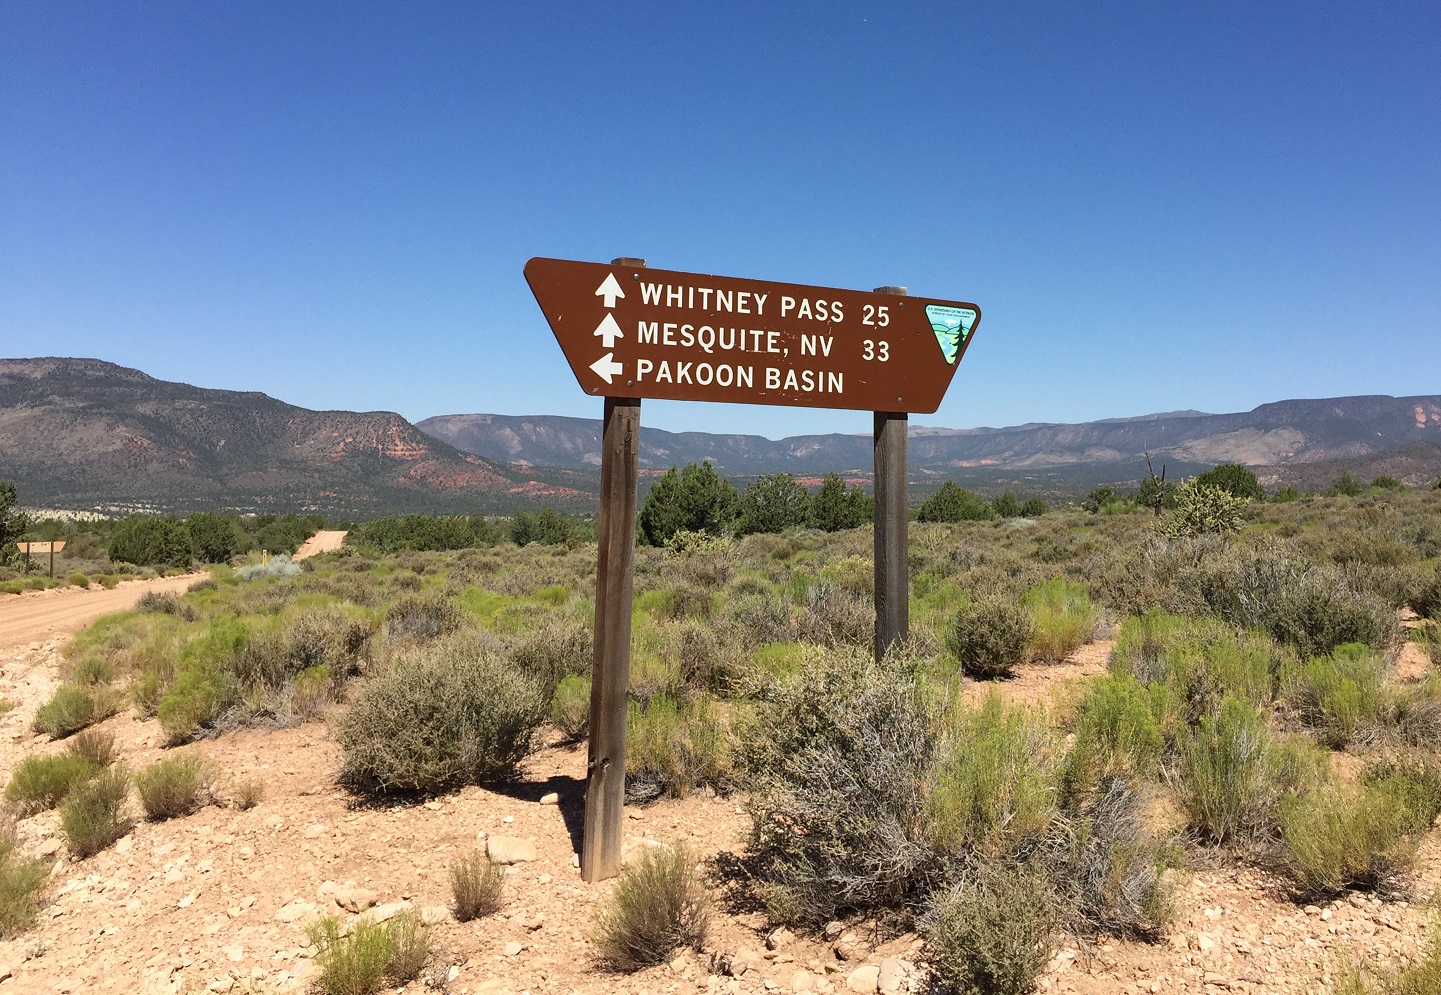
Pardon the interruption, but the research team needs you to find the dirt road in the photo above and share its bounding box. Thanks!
[0,573,205,650]
[294,529,346,559]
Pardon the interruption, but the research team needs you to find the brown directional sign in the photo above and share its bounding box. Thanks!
[524,257,980,414]
[15,542,64,554]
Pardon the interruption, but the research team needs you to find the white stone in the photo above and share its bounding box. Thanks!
[845,965,879,992]
[486,836,537,864]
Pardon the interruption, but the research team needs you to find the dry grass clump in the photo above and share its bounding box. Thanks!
[1280,643,1386,748]
[135,753,216,820]
[57,767,131,858]
[591,843,710,972]
[626,693,738,802]
[946,595,1034,679]
[549,674,590,742]
[67,728,118,767]
[231,777,265,810]
[4,753,98,813]
[449,850,504,921]
[337,632,547,796]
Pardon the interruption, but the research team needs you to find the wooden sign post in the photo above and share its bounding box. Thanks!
[16,541,65,579]
[525,257,981,881]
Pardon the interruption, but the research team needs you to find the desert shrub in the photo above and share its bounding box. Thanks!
[550,674,591,741]
[1174,696,1319,844]
[1043,776,1177,938]
[306,915,393,995]
[384,910,430,982]
[0,825,49,938]
[1277,780,1423,895]
[70,655,112,686]
[4,753,98,811]
[135,753,215,820]
[383,593,465,644]
[337,633,547,796]
[67,728,117,767]
[924,862,1058,995]
[808,473,872,531]
[32,683,119,739]
[66,572,89,588]
[1062,676,1165,802]
[626,694,737,801]
[508,612,591,689]
[1111,613,1276,721]
[928,694,1057,856]
[1280,643,1386,747]
[1410,564,1441,620]
[156,662,231,744]
[136,591,182,615]
[946,595,1034,679]
[736,473,812,535]
[745,652,933,926]
[1024,578,1095,663]
[58,767,131,858]
[450,850,504,921]
[591,843,709,972]
[638,462,739,546]
[234,554,301,580]
[794,584,874,649]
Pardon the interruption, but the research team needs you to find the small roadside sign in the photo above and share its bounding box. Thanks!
[525,257,980,413]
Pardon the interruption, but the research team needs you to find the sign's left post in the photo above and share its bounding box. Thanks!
[580,259,646,883]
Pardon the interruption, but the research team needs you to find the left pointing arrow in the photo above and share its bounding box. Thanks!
[595,273,625,308]
[589,352,623,384]
[593,313,624,348]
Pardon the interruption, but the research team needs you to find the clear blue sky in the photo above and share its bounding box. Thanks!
[3,2,1438,438]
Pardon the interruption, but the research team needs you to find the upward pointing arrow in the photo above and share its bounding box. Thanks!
[592,313,624,348]
[589,352,623,384]
[595,272,625,308]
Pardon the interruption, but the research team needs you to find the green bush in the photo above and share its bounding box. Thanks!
[306,911,430,995]
[808,473,872,531]
[450,850,504,922]
[591,843,710,972]
[946,595,1034,679]
[1175,696,1314,844]
[924,863,1058,995]
[337,633,547,796]
[549,674,590,741]
[135,753,215,820]
[1111,613,1276,722]
[4,753,98,811]
[108,516,193,568]
[1194,464,1265,501]
[928,693,1056,856]
[32,684,119,739]
[1280,643,1386,748]
[745,652,932,926]
[66,572,89,588]
[383,593,465,644]
[918,481,994,523]
[1277,781,1421,895]
[156,662,231,745]
[58,767,131,858]
[1023,578,1095,663]
[626,694,737,802]
[1062,676,1165,802]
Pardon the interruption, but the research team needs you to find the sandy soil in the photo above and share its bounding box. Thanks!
[293,533,347,561]
[0,602,1435,993]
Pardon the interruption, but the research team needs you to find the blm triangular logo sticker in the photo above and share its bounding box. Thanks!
[925,305,977,365]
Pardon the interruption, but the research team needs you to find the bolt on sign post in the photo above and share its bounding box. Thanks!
[16,541,65,578]
[524,257,981,881]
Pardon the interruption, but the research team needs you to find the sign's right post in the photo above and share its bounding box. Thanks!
[872,285,909,662]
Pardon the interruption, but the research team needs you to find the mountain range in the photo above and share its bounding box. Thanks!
[2,357,1438,515]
